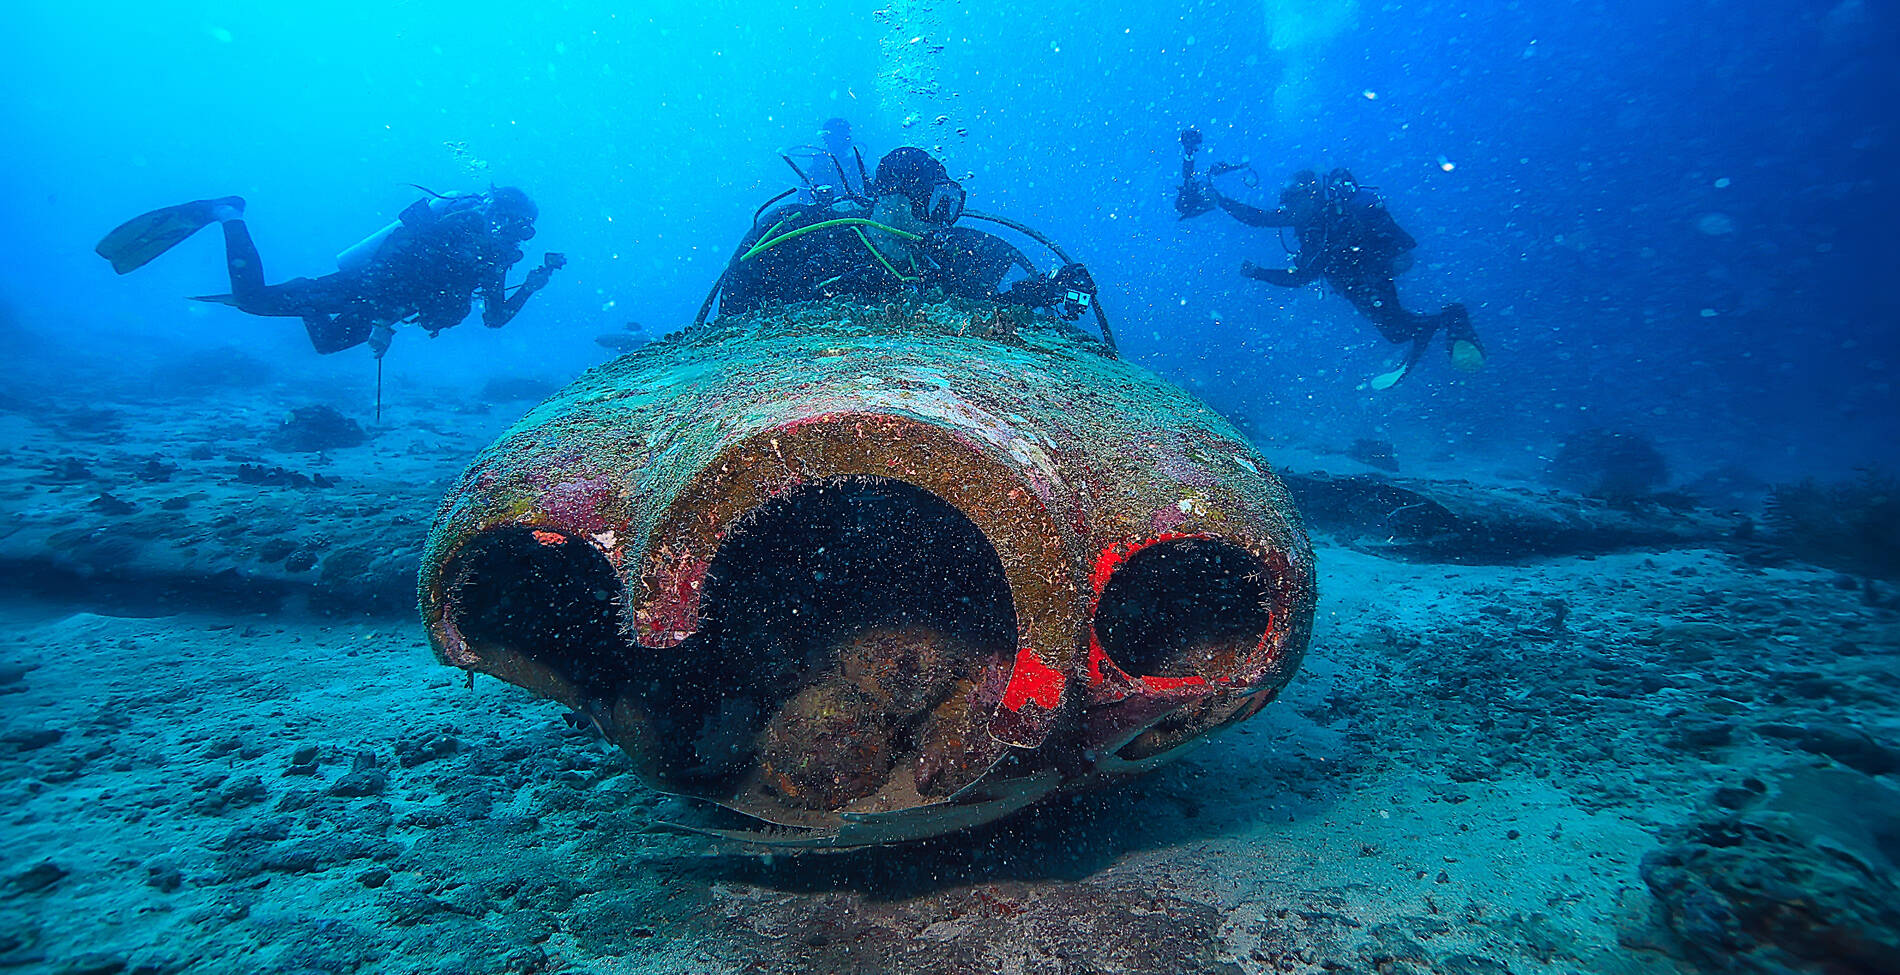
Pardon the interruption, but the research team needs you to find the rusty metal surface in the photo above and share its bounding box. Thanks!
[419,297,1316,847]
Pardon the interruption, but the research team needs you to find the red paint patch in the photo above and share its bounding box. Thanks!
[1085,532,1215,687]
[1087,631,1108,685]
[1087,532,1199,596]
[530,529,566,547]
[1000,647,1066,713]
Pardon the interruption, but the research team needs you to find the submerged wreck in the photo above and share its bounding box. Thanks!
[418,299,1315,848]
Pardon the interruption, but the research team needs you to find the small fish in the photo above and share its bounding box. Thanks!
[594,333,646,353]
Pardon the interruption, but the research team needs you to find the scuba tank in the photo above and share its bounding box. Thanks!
[1318,168,1415,267]
[336,191,481,273]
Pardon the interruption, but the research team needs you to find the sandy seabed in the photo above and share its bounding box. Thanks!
[1,365,1895,975]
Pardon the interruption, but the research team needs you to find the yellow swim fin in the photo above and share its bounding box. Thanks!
[95,197,240,274]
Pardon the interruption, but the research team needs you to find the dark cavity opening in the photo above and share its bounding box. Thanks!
[652,476,1017,805]
[441,527,630,694]
[1093,537,1274,679]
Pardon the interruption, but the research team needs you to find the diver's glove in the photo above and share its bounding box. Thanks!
[369,323,395,359]
[520,252,566,296]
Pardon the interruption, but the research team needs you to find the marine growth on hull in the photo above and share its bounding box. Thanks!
[421,300,1317,846]
[439,477,1020,820]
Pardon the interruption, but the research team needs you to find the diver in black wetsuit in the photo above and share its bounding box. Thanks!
[96,188,562,357]
[715,147,1096,319]
[788,117,868,204]
[1213,168,1484,388]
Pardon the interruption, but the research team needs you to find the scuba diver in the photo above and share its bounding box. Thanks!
[788,117,868,204]
[708,146,1101,329]
[95,187,563,358]
[1193,152,1484,389]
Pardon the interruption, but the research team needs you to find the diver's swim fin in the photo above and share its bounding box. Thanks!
[1443,303,1484,373]
[1367,365,1410,391]
[1450,338,1486,373]
[1367,334,1432,391]
[188,293,239,306]
[94,197,242,274]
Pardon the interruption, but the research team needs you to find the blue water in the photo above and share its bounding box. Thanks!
[1,0,1892,479]
[2,4,1897,972]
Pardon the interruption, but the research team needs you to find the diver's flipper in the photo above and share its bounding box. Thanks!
[94,198,240,274]
[1450,338,1486,373]
[1367,365,1410,391]
[188,293,239,306]
[1443,303,1484,373]
[1367,334,1433,391]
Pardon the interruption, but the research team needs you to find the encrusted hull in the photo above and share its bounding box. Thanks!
[419,300,1316,847]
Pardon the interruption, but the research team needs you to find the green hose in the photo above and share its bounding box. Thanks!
[740,218,923,262]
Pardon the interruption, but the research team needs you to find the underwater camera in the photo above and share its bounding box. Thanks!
[1175,128,1213,219]
[1174,127,1258,220]
[1058,287,1093,321]
[545,252,568,270]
